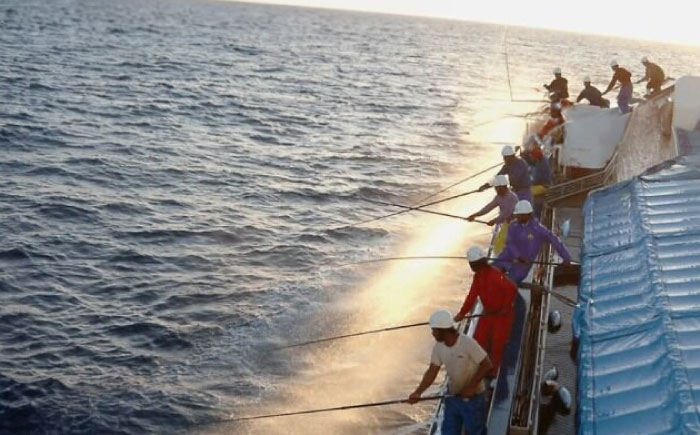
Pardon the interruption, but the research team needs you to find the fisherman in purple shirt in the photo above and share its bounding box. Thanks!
[468,175,518,254]
[496,200,571,283]
[468,175,518,226]
[480,145,532,202]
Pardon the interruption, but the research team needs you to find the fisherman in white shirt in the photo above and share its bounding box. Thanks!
[407,310,492,435]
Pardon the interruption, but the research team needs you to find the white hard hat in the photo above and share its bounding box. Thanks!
[492,174,508,187]
[641,56,649,63]
[583,75,591,83]
[514,200,533,215]
[553,67,562,75]
[501,145,516,156]
[466,246,486,262]
[610,59,619,67]
[552,102,562,110]
[429,310,454,329]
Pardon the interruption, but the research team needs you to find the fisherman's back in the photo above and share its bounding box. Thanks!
[577,85,608,108]
[647,62,665,82]
[547,76,569,99]
[614,67,632,86]
[498,158,531,201]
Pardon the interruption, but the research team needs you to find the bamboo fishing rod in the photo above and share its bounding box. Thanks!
[279,312,490,350]
[333,256,579,306]
[344,162,502,229]
[338,256,578,268]
[400,145,519,206]
[519,282,577,306]
[411,161,504,205]
[341,145,524,229]
[360,197,490,224]
[221,395,445,423]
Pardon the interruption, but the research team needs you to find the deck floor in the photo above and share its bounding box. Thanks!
[539,206,581,435]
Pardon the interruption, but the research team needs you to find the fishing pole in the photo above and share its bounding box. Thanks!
[469,115,533,130]
[503,26,514,102]
[223,395,445,422]
[519,282,577,307]
[343,188,482,228]
[339,154,510,229]
[503,27,547,105]
[413,161,504,205]
[359,197,490,224]
[510,99,549,103]
[279,313,489,350]
[336,256,580,302]
[338,256,577,268]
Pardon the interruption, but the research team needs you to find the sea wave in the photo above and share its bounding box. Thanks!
[4,0,698,433]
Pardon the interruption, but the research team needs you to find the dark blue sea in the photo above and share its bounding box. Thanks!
[2,0,699,433]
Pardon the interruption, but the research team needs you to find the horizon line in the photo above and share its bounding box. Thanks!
[225,0,700,49]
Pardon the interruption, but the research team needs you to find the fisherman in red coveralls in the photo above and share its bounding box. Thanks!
[453,246,517,377]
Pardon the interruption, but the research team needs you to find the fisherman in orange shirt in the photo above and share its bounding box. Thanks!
[454,246,517,377]
[538,101,565,139]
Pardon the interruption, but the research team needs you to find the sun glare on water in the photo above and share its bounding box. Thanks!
[213,153,518,434]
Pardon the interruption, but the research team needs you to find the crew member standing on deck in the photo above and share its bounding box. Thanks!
[576,76,610,108]
[496,200,571,283]
[544,67,569,102]
[479,145,532,202]
[408,310,492,435]
[602,59,633,114]
[454,246,517,377]
[637,56,666,96]
[467,175,517,255]
[526,145,552,219]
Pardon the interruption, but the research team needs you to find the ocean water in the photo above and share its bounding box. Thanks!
[2,0,700,434]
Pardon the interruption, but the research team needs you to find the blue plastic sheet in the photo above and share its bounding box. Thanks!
[576,154,700,434]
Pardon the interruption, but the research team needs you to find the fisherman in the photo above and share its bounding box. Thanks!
[537,102,565,142]
[479,145,532,202]
[543,67,569,102]
[467,175,517,254]
[408,309,492,435]
[576,76,610,108]
[454,246,517,377]
[526,145,552,219]
[636,56,665,96]
[602,59,633,114]
[496,200,571,283]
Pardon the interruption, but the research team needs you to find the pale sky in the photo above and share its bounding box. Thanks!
[243,0,700,47]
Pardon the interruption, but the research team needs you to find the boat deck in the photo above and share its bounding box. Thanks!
[539,204,582,434]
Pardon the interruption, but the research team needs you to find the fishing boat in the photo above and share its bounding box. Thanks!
[428,76,700,434]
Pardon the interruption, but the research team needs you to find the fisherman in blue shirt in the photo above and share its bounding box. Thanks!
[524,144,552,219]
[479,145,532,202]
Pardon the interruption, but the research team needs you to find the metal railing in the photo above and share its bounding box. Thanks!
[544,151,619,204]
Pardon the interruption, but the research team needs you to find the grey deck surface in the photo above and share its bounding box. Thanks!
[539,206,581,435]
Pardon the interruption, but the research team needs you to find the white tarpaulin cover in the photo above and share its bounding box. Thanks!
[561,105,629,169]
[672,76,700,130]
